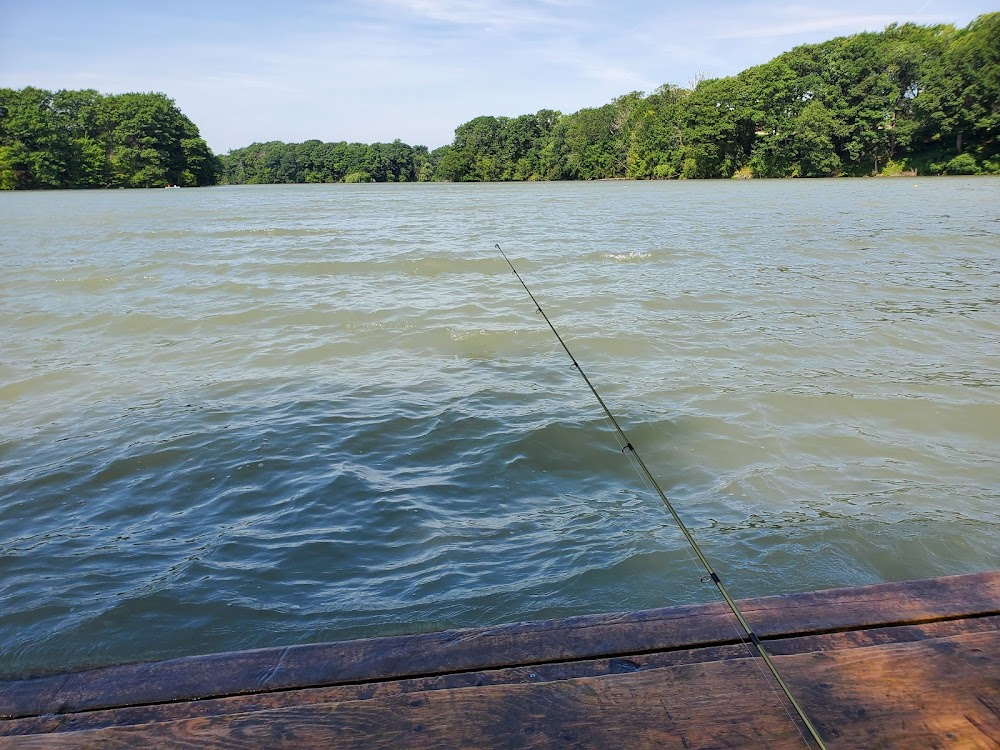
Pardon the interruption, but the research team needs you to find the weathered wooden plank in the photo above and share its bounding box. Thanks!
[2,571,996,721]
[5,628,998,750]
[765,614,1000,656]
[741,570,1000,636]
[778,629,1000,749]
[6,615,998,739]
[0,603,737,721]
[0,646,748,737]
[0,657,809,749]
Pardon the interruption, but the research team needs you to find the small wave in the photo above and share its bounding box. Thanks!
[51,275,121,290]
[602,251,652,262]
[111,227,344,240]
[403,256,501,277]
[252,259,384,276]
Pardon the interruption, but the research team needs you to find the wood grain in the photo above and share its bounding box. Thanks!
[0,657,808,749]
[6,616,999,738]
[0,645,750,737]
[778,629,1000,750]
[5,629,998,749]
[2,571,997,721]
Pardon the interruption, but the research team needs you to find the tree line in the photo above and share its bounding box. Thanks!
[221,139,434,185]
[0,89,220,189]
[2,14,996,189]
[221,14,997,184]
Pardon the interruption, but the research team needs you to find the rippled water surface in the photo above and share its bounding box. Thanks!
[1,179,997,676]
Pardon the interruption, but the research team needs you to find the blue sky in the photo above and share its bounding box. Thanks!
[1,0,995,153]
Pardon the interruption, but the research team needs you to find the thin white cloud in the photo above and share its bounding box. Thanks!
[540,43,656,92]
[373,0,580,30]
[198,73,285,91]
[712,13,944,40]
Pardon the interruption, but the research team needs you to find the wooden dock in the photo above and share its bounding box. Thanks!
[1,571,998,748]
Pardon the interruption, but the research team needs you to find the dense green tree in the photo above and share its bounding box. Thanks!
[413,145,433,181]
[0,87,218,189]
[791,100,844,176]
[220,138,430,185]
[50,88,109,187]
[452,115,505,180]
[0,87,71,188]
[914,13,999,171]
[554,94,645,180]
[625,85,688,178]
[681,77,755,178]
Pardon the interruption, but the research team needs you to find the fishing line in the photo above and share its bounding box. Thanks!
[610,411,812,750]
[494,244,828,750]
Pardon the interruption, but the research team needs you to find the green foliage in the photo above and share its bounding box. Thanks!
[878,159,916,176]
[220,138,426,185]
[428,110,561,182]
[421,13,998,181]
[943,152,981,175]
[13,15,994,188]
[0,88,219,189]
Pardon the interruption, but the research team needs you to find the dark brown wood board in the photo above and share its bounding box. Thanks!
[1,572,997,749]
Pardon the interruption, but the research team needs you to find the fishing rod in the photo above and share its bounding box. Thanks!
[494,243,828,750]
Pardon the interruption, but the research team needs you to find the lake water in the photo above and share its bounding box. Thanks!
[1,179,997,677]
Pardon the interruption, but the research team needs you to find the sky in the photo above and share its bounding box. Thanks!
[1,0,996,154]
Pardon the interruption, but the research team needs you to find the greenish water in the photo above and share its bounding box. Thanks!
[1,179,997,676]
